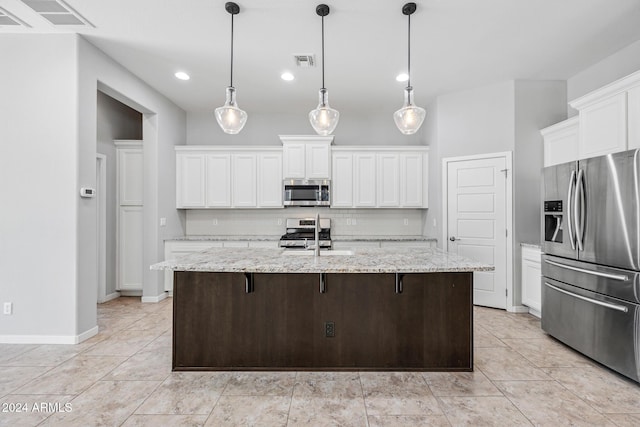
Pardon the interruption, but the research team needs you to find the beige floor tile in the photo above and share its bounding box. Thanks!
[15,355,126,395]
[223,372,296,396]
[102,348,172,382]
[544,366,640,413]
[360,372,442,416]
[423,371,502,397]
[495,380,613,425]
[438,396,532,426]
[604,413,640,426]
[501,337,594,368]
[82,329,159,357]
[288,396,368,426]
[474,347,551,381]
[0,394,73,427]
[480,318,545,340]
[204,395,290,426]
[0,344,39,365]
[293,371,362,398]
[39,380,160,426]
[474,325,507,348]
[368,414,451,427]
[3,345,79,367]
[136,372,230,415]
[121,414,208,426]
[0,366,52,397]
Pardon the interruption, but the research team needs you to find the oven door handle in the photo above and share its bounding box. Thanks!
[545,282,628,313]
[544,259,628,281]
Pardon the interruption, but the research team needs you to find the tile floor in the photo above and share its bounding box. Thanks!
[1,297,640,426]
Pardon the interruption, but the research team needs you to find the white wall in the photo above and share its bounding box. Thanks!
[187,111,425,146]
[567,38,640,113]
[0,35,79,341]
[96,92,143,296]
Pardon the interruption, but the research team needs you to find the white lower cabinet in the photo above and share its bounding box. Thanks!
[521,246,542,317]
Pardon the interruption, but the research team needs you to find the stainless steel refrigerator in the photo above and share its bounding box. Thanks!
[542,148,640,383]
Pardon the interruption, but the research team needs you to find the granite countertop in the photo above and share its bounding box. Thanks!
[167,235,436,242]
[332,236,437,242]
[151,247,493,274]
[521,242,542,249]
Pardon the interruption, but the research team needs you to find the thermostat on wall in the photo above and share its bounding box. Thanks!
[80,187,96,198]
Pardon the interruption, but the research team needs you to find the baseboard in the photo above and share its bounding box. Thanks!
[120,290,142,297]
[528,307,541,318]
[98,292,120,304]
[508,305,530,313]
[141,292,168,303]
[0,325,99,344]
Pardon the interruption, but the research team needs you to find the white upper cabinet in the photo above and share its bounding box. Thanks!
[331,152,354,207]
[354,152,377,207]
[628,85,640,149]
[400,152,426,207]
[541,117,579,167]
[576,92,627,159]
[280,135,333,179]
[176,147,282,209]
[377,153,400,207]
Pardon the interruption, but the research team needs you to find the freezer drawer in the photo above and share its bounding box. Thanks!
[542,254,640,304]
[542,278,640,383]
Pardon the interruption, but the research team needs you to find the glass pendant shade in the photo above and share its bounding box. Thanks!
[215,86,247,134]
[309,88,339,136]
[394,86,426,135]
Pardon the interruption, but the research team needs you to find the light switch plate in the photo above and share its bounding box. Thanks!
[3,302,12,315]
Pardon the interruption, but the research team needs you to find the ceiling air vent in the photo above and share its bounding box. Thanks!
[21,0,94,27]
[0,7,30,27]
[294,54,316,68]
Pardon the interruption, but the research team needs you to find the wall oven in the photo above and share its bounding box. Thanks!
[283,179,330,206]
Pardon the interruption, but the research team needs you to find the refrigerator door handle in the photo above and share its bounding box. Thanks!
[543,258,629,281]
[545,283,628,313]
[567,169,576,250]
[575,168,585,251]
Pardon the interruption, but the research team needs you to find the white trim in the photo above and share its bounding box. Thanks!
[540,116,579,137]
[279,135,334,145]
[441,151,514,311]
[527,307,541,318]
[0,326,99,345]
[332,146,429,153]
[569,68,640,110]
[175,146,282,152]
[141,292,168,303]
[96,154,107,303]
[99,292,120,303]
[113,139,143,148]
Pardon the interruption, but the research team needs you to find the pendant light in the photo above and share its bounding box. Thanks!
[393,2,426,135]
[309,4,339,136]
[215,2,247,134]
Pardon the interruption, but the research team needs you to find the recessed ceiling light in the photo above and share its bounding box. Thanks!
[281,72,295,81]
[175,71,190,81]
[396,73,409,82]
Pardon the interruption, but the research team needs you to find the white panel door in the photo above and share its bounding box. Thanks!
[176,153,206,207]
[377,153,400,207]
[447,156,507,309]
[118,148,143,205]
[400,153,424,207]
[206,154,231,207]
[232,154,257,207]
[282,143,306,178]
[331,152,353,207]
[258,152,283,207]
[118,206,143,291]
[306,143,331,179]
[579,93,627,159]
[354,153,376,207]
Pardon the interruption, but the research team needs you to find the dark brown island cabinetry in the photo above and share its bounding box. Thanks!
[172,271,472,371]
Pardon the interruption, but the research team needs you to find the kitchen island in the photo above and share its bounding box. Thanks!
[151,247,493,371]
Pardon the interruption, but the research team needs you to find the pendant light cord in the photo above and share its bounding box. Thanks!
[407,12,411,88]
[321,14,325,90]
[230,13,234,87]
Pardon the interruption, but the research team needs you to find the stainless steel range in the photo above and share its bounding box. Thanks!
[279,218,331,249]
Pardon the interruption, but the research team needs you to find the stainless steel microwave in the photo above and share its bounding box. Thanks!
[283,179,330,206]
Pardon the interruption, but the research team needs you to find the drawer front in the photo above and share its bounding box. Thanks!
[542,278,640,383]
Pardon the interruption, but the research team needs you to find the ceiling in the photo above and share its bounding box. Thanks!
[3,0,640,115]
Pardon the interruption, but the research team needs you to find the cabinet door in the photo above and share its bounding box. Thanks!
[377,153,400,207]
[258,152,283,207]
[282,143,306,179]
[232,154,257,207]
[176,153,206,208]
[354,153,376,207]
[118,148,143,205]
[401,153,424,207]
[579,93,627,159]
[306,143,331,179]
[205,154,231,207]
[331,152,353,207]
[118,206,143,291]
[521,247,542,314]
[542,118,579,167]
[628,86,640,150]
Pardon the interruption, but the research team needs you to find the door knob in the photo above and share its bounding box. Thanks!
[449,236,460,242]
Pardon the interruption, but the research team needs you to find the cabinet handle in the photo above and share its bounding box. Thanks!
[395,273,404,294]
[245,273,254,293]
[319,273,326,294]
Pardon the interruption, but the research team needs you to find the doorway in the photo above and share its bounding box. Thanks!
[442,152,513,309]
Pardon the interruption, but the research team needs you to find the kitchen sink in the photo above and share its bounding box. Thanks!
[282,249,355,256]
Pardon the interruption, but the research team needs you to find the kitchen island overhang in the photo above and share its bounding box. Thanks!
[151,247,493,371]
